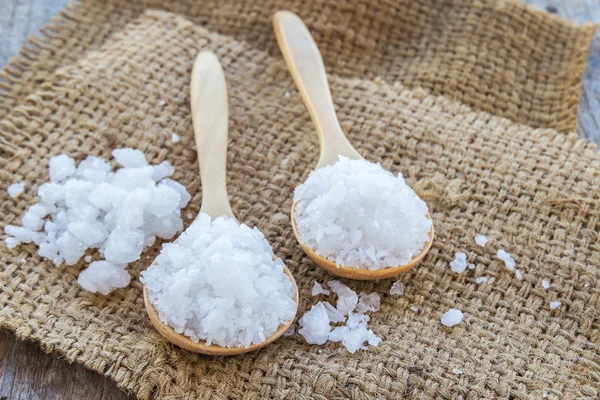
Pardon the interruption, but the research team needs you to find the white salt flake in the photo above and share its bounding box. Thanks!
[299,302,332,345]
[441,308,463,326]
[311,282,330,296]
[475,234,488,247]
[328,280,358,316]
[584,283,590,288]
[283,325,295,337]
[77,261,130,295]
[152,161,175,181]
[542,279,550,289]
[355,293,380,313]
[171,133,180,143]
[158,99,166,106]
[293,157,432,270]
[549,300,561,310]
[476,277,487,284]
[49,155,76,183]
[84,255,92,263]
[410,306,419,313]
[515,269,523,281]
[112,148,148,168]
[141,214,296,348]
[468,263,475,270]
[5,237,20,249]
[450,252,467,273]
[328,312,380,353]
[187,213,193,219]
[8,182,25,198]
[322,302,345,323]
[497,249,515,271]
[542,392,548,398]
[284,91,290,98]
[452,368,462,375]
[390,281,405,296]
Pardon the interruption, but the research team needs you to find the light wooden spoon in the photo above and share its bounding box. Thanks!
[274,11,434,281]
[143,51,298,355]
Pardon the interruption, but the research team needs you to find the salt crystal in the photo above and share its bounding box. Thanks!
[298,302,331,345]
[187,213,193,219]
[328,280,358,316]
[452,368,462,375]
[549,300,561,310]
[293,157,432,270]
[355,293,380,313]
[7,182,25,198]
[410,306,419,313]
[311,282,330,296]
[450,252,467,273]
[158,99,166,106]
[390,281,405,296]
[160,179,191,208]
[141,214,296,348]
[112,148,148,168]
[542,279,550,289]
[284,91,290,98]
[5,237,20,249]
[475,234,488,247]
[328,312,380,353]
[49,155,76,183]
[515,269,523,281]
[468,263,475,270]
[322,301,345,323]
[84,255,92,263]
[102,227,144,264]
[152,161,175,181]
[283,325,295,336]
[77,261,130,295]
[148,185,180,217]
[475,277,487,284]
[584,283,590,288]
[171,133,180,143]
[441,308,463,326]
[542,392,548,398]
[497,249,515,271]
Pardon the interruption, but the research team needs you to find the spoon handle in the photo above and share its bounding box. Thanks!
[190,51,235,219]
[273,11,361,169]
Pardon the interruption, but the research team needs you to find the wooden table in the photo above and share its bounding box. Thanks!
[1,1,599,399]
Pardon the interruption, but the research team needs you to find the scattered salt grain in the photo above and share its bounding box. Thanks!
[283,325,295,336]
[515,269,523,281]
[452,368,462,375]
[4,150,190,294]
[549,300,561,310]
[171,133,180,143]
[497,249,515,271]
[322,302,345,323]
[84,255,92,263]
[77,261,130,295]
[293,157,432,270]
[584,283,590,288]
[141,214,296,348]
[390,281,405,296]
[475,234,488,247]
[284,91,290,98]
[328,312,380,354]
[187,213,193,219]
[468,263,475,270]
[475,277,487,284]
[5,237,19,249]
[355,293,380,313]
[328,280,358,316]
[450,252,467,273]
[8,182,25,198]
[311,281,330,296]
[299,302,332,345]
[441,308,463,326]
[158,99,166,106]
[542,392,548,398]
[542,279,550,289]
[410,306,419,313]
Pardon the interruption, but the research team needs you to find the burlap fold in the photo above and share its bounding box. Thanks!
[1,4,599,400]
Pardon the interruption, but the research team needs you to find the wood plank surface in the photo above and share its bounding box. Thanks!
[0,1,599,400]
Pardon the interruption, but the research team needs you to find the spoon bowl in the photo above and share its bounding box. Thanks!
[142,51,298,355]
[274,11,434,280]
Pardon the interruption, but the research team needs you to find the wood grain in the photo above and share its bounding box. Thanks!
[0,1,598,399]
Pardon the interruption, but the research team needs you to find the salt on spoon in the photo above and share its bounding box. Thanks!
[274,11,434,280]
[142,52,298,356]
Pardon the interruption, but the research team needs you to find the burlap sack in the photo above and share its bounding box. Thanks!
[1,3,599,400]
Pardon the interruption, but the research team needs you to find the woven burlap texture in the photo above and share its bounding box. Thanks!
[1,5,600,400]
[0,0,596,133]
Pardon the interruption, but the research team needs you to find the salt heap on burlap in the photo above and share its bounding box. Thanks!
[293,157,431,270]
[141,214,297,348]
[3,149,190,294]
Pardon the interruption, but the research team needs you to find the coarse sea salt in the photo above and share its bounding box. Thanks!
[7,182,25,198]
[141,214,296,348]
[452,368,463,375]
[311,282,330,296]
[293,157,431,270]
[475,277,487,284]
[3,150,190,295]
[515,269,523,281]
[542,279,550,289]
[450,252,467,273]
[497,249,515,271]
[441,308,463,326]
[171,133,181,143]
[390,281,405,296]
[549,300,561,310]
[475,234,488,247]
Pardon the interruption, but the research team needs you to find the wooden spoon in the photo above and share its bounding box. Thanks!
[274,11,434,280]
[143,51,299,355]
